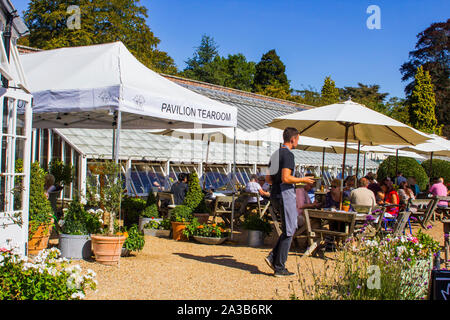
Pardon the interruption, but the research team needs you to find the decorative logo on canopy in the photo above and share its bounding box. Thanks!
[98,90,115,103]
[133,95,145,108]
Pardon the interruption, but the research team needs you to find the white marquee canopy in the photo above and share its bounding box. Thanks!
[20,41,238,129]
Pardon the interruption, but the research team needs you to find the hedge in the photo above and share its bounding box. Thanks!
[376,156,429,191]
[421,159,450,184]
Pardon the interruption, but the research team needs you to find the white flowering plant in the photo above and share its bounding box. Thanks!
[0,247,97,300]
[59,198,103,235]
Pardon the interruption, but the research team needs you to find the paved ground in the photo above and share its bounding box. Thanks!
[59,218,447,300]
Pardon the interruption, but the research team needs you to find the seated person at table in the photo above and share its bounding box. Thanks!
[296,173,321,227]
[349,177,376,210]
[343,175,356,200]
[398,181,415,207]
[429,177,449,208]
[380,179,400,216]
[245,174,270,204]
[407,176,420,196]
[324,178,342,209]
[257,175,271,193]
[170,173,189,205]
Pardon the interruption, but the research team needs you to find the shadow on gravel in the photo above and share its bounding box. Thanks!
[173,253,273,276]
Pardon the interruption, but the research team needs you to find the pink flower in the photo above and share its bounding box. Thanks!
[410,237,418,244]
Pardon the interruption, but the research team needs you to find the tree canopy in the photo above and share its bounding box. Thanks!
[320,76,340,105]
[400,19,450,138]
[252,49,291,95]
[20,0,178,74]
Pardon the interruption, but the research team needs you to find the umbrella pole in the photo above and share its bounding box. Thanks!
[340,124,350,210]
[356,140,361,182]
[321,147,326,180]
[230,126,236,241]
[363,152,366,177]
[395,149,399,184]
[429,151,434,186]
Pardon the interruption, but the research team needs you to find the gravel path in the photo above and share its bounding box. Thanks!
[68,221,446,300]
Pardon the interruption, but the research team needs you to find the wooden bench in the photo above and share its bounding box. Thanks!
[407,197,438,229]
[301,209,357,258]
[443,219,450,270]
[379,210,411,237]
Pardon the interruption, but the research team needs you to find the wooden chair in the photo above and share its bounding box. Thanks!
[238,192,263,218]
[156,192,175,219]
[408,197,439,229]
[211,196,235,226]
[436,196,450,221]
[443,219,450,270]
[380,211,411,237]
[301,209,357,258]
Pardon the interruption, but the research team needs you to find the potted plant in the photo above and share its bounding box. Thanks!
[58,197,102,260]
[138,204,161,232]
[120,224,145,257]
[48,158,74,211]
[28,162,55,255]
[183,172,210,224]
[87,160,127,265]
[242,214,272,247]
[170,205,193,241]
[183,218,229,245]
[342,199,351,212]
[143,218,171,238]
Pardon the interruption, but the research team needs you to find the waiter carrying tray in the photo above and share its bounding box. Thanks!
[264,127,315,277]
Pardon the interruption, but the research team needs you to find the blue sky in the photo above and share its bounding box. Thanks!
[12,0,449,99]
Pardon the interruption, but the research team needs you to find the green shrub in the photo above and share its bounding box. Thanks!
[60,199,102,235]
[144,218,171,230]
[170,205,193,222]
[242,214,272,236]
[121,196,146,226]
[376,156,429,191]
[146,190,157,207]
[49,159,73,186]
[123,225,145,252]
[0,247,96,300]
[141,204,159,218]
[29,162,54,237]
[421,159,450,184]
[183,172,210,213]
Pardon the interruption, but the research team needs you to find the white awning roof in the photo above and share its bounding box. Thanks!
[20,41,237,129]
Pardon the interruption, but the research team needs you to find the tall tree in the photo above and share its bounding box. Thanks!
[339,83,389,113]
[20,0,178,74]
[408,66,441,134]
[222,53,255,92]
[385,97,410,125]
[252,49,291,95]
[400,19,450,138]
[183,34,220,79]
[320,76,340,105]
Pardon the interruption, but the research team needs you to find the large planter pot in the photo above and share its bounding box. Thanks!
[91,234,126,265]
[59,234,92,260]
[247,230,264,247]
[171,221,189,241]
[193,235,227,245]
[144,228,171,238]
[139,217,162,232]
[28,222,53,255]
[193,213,210,224]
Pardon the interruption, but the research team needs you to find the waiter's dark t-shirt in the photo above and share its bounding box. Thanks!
[268,147,295,196]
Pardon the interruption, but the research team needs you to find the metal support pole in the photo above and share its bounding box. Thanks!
[340,124,350,210]
[356,140,361,181]
[395,149,399,184]
[230,126,237,241]
[429,152,434,186]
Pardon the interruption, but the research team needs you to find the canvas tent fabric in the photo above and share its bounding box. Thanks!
[398,134,450,157]
[19,41,237,129]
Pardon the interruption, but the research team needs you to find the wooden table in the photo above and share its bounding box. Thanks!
[444,219,450,269]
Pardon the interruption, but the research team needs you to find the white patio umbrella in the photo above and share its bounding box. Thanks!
[266,98,430,208]
[388,133,450,183]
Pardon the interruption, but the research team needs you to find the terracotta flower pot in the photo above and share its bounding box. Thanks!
[91,234,127,265]
[28,222,53,255]
[171,221,188,241]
